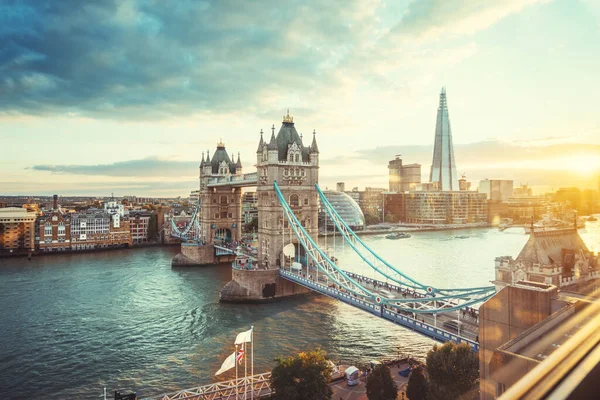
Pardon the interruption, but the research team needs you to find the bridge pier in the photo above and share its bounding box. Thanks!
[172,243,216,266]
[220,268,310,302]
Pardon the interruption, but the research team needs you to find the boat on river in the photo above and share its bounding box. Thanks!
[385,232,411,240]
[588,216,598,222]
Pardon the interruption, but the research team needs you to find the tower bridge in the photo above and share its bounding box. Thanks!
[171,110,493,347]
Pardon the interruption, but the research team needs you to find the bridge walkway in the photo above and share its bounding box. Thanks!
[280,269,479,350]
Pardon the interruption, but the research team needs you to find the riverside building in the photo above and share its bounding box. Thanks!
[388,155,421,192]
[70,209,131,250]
[38,195,71,252]
[404,191,488,224]
[0,207,36,254]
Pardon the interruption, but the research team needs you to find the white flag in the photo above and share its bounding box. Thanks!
[235,328,253,345]
[215,352,236,376]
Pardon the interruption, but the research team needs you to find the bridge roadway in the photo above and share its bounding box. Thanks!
[279,268,480,351]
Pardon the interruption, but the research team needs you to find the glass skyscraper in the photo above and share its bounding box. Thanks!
[429,87,459,191]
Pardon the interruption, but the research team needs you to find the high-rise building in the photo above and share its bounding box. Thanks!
[478,179,514,202]
[429,87,459,191]
[388,156,421,192]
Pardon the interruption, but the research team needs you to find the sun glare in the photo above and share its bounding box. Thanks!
[559,155,600,175]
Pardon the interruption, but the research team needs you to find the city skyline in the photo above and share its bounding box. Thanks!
[1,0,600,196]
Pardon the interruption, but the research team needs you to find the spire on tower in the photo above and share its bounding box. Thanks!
[310,129,319,153]
[236,151,242,168]
[206,149,211,163]
[256,129,264,153]
[200,151,205,167]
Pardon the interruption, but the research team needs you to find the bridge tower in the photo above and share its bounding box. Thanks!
[220,111,319,301]
[198,140,243,244]
[172,140,243,266]
[256,111,319,269]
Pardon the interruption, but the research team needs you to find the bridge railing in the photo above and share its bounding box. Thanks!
[280,269,479,351]
[153,372,272,400]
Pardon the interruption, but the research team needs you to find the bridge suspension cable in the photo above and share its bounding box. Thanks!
[316,183,495,297]
[274,182,376,299]
[170,199,202,242]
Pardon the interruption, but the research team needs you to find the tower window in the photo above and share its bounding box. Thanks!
[290,194,300,207]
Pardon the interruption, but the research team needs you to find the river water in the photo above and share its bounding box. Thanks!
[0,223,597,399]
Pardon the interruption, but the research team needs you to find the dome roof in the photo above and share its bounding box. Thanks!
[211,140,239,174]
[274,111,309,162]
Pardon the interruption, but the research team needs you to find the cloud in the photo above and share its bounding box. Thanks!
[30,157,198,177]
[392,0,546,40]
[0,0,544,118]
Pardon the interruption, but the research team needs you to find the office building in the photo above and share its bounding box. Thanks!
[0,207,36,254]
[429,87,459,191]
[388,156,421,192]
[242,191,258,226]
[479,179,514,202]
[405,191,487,224]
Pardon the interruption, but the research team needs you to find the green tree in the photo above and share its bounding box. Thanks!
[270,349,333,400]
[426,342,479,400]
[365,212,381,226]
[366,364,398,400]
[406,365,428,400]
[147,213,158,241]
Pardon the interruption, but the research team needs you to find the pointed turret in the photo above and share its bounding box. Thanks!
[206,149,211,164]
[310,129,319,153]
[268,124,277,149]
[256,129,264,153]
[200,151,205,167]
[236,151,242,168]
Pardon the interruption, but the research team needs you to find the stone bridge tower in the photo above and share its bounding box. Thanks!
[256,111,320,269]
[220,111,319,301]
[199,140,243,244]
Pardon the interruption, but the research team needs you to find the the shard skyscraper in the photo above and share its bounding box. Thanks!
[429,87,459,191]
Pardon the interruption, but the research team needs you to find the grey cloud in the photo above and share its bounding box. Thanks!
[30,157,198,177]
[0,0,370,118]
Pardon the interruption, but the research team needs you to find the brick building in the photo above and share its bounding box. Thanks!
[129,210,151,244]
[38,195,71,252]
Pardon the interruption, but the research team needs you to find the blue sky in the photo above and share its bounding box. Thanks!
[1,0,599,196]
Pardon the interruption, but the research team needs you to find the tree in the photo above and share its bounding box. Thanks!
[366,364,398,400]
[426,342,479,400]
[406,365,428,400]
[270,349,333,400]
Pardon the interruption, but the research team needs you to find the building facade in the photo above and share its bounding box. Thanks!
[0,207,36,254]
[478,179,514,202]
[405,191,487,224]
[388,156,421,192]
[429,87,459,191]
[507,195,550,222]
[38,195,71,252]
[242,191,258,226]
[129,211,151,244]
[70,210,131,250]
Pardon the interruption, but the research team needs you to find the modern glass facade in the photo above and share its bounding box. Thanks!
[318,191,365,231]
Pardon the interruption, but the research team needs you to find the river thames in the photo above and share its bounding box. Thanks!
[1,223,598,399]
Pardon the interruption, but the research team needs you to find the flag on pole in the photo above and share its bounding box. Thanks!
[237,344,245,365]
[215,352,236,376]
[235,328,253,345]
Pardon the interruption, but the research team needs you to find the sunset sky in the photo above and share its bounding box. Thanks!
[1,0,599,197]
